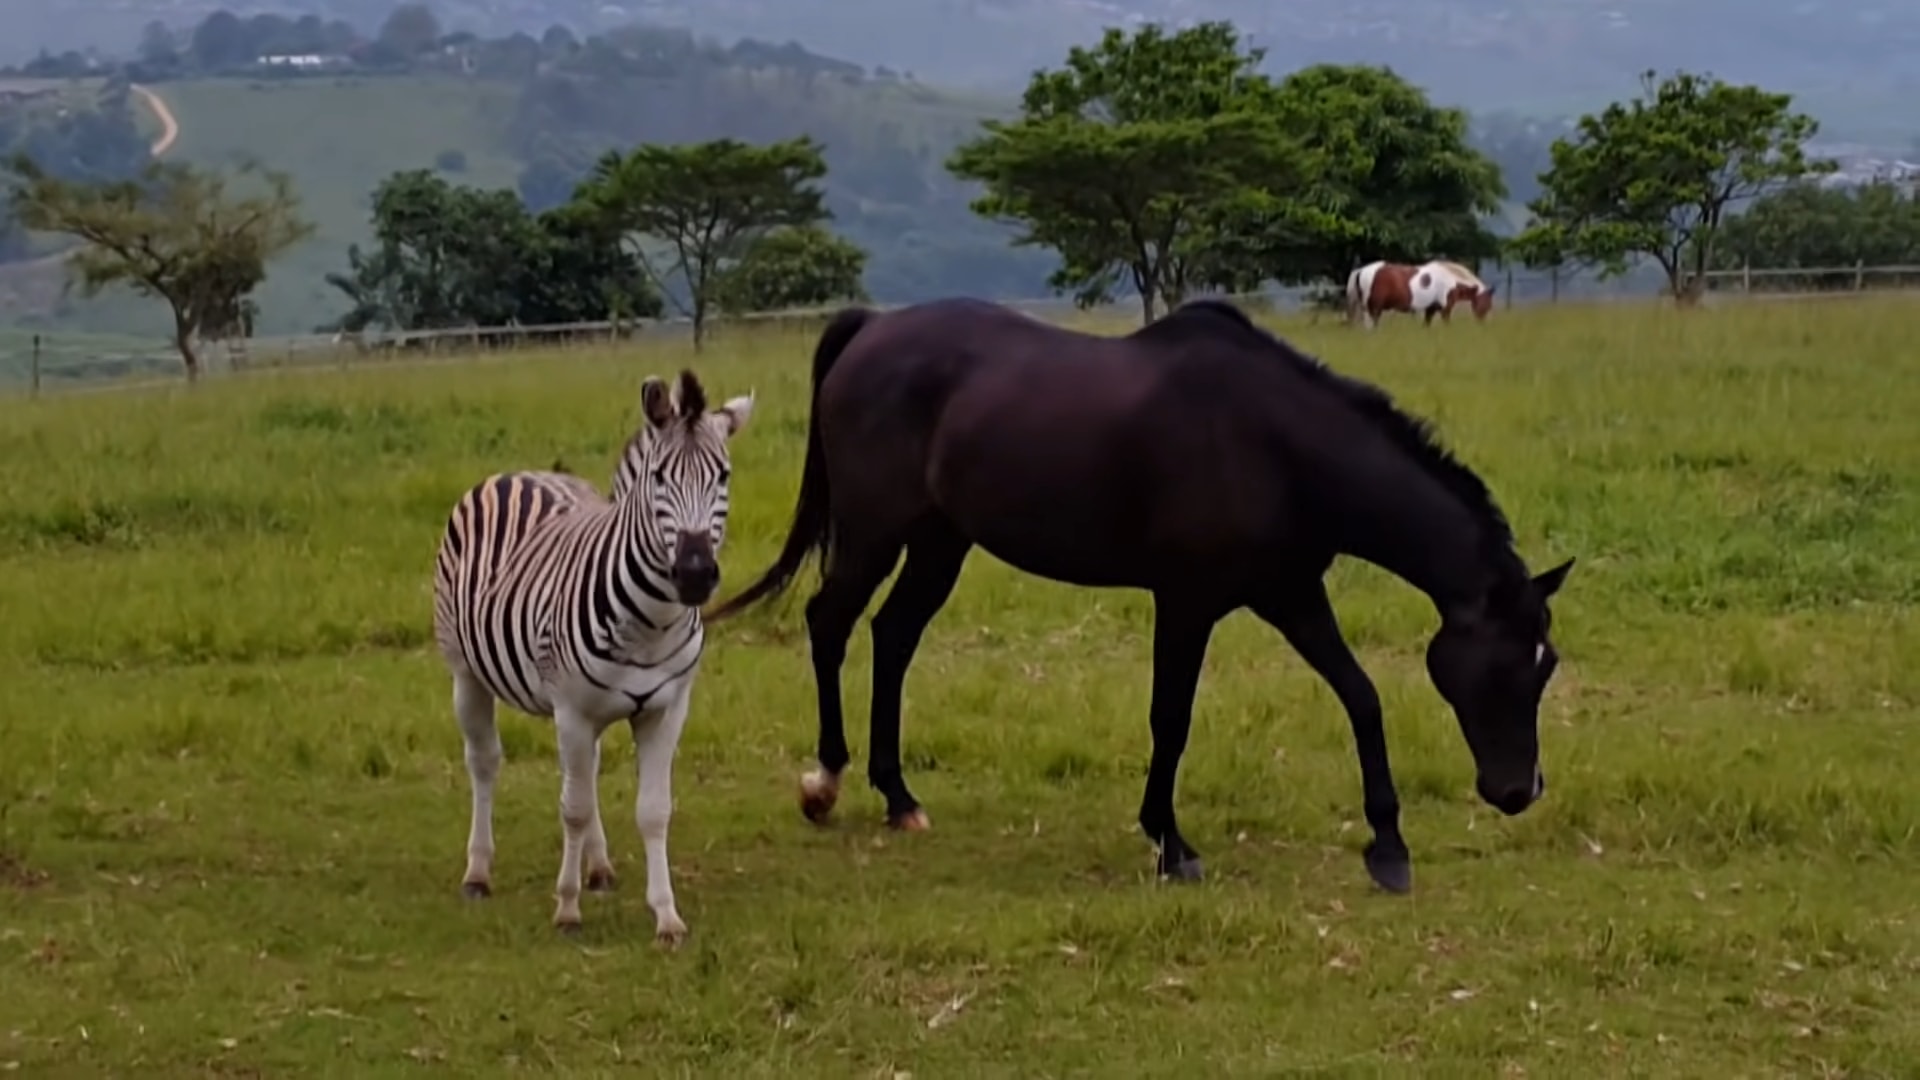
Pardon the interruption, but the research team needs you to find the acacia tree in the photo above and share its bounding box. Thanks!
[582,137,830,348]
[3,154,311,381]
[947,22,1303,321]
[1512,70,1835,301]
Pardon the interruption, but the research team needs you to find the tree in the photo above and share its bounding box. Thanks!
[581,137,830,348]
[947,22,1304,321]
[379,4,441,57]
[326,170,660,333]
[1252,64,1507,286]
[717,225,868,313]
[138,20,180,68]
[1513,70,1836,301]
[1712,181,1920,290]
[3,155,312,380]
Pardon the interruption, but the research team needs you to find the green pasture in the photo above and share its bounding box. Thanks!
[0,300,1916,1075]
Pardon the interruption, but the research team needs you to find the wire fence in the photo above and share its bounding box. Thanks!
[4,262,1918,398]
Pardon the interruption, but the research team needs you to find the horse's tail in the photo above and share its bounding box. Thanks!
[1345,266,1363,321]
[704,305,873,623]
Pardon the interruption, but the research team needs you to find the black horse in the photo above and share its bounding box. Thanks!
[709,297,1574,892]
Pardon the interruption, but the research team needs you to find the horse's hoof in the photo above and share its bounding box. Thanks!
[889,808,931,832]
[1364,845,1413,895]
[585,868,617,893]
[799,769,840,824]
[461,881,491,900]
[1160,857,1204,883]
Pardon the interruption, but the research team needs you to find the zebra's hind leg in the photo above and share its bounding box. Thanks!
[453,671,502,900]
[631,685,692,947]
[583,743,617,893]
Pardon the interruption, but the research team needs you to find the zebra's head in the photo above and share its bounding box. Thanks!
[621,369,754,607]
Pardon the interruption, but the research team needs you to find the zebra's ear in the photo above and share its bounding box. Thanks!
[640,376,675,429]
[715,391,754,437]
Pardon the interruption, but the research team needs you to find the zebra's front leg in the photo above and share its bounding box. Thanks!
[583,743,617,893]
[551,708,601,933]
[453,672,501,900]
[631,686,692,947]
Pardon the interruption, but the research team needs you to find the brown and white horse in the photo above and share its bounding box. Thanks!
[1346,260,1496,329]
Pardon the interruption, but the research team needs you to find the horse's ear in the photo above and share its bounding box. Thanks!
[1533,558,1575,599]
[640,376,675,429]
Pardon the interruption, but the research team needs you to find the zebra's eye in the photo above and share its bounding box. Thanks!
[718,468,731,484]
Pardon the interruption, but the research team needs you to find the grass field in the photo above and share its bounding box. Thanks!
[2,300,1917,1075]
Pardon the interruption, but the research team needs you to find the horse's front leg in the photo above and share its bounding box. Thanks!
[1250,584,1410,894]
[1138,597,1220,881]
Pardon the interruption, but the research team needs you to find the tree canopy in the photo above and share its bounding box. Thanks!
[1711,181,1920,290]
[580,137,833,347]
[1512,69,1836,300]
[3,154,311,380]
[324,169,660,334]
[948,24,1506,318]
[948,22,1306,320]
[717,225,869,314]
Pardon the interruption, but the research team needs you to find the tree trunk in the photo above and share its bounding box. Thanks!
[172,322,200,383]
[691,301,706,352]
[1138,288,1157,325]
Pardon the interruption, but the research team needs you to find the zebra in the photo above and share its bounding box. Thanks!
[432,368,753,943]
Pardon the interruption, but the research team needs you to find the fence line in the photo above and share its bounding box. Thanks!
[5,263,1919,398]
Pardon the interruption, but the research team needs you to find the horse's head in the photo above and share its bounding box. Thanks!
[1424,557,1575,816]
[1468,284,1495,320]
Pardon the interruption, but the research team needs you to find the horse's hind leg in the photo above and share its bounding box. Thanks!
[866,520,971,830]
[799,535,903,823]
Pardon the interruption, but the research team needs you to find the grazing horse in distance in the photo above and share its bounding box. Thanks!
[707,296,1575,896]
[1420,260,1497,323]
[1347,259,1495,329]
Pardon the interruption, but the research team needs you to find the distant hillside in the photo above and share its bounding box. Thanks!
[9,0,1918,145]
[0,17,1058,338]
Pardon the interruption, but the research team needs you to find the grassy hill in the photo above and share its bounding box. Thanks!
[17,72,1021,338]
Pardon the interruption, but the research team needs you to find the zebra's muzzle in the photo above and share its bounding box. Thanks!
[670,533,720,606]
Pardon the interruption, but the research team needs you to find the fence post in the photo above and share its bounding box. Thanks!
[1741,259,1752,293]
[1855,259,1866,291]
[1549,266,1561,303]
[31,333,41,398]
[1503,263,1514,309]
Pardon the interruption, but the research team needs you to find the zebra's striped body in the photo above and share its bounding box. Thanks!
[431,370,754,942]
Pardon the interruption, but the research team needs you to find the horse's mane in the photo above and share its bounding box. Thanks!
[1153,299,1517,555]
[1428,260,1485,290]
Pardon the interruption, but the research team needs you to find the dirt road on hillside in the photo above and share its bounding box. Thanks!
[1,83,182,279]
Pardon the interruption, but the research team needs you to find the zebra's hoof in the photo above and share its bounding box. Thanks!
[461,881,491,900]
[585,868,617,893]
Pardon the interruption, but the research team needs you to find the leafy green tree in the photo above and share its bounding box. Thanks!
[328,170,659,333]
[378,3,441,57]
[1253,64,1507,285]
[3,154,312,380]
[581,136,830,348]
[1513,70,1835,301]
[947,22,1304,321]
[717,225,868,314]
[1712,181,1920,290]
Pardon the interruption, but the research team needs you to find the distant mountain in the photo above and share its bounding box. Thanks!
[12,0,1918,141]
